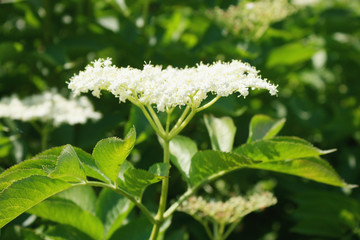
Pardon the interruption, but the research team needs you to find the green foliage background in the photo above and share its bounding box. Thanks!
[0,0,359,239]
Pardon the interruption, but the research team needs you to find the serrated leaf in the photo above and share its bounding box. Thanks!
[0,175,72,228]
[49,145,87,183]
[247,114,286,143]
[27,197,104,240]
[96,188,135,240]
[189,151,254,187]
[169,135,197,180]
[149,163,170,177]
[73,147,109,183]
[249,157,346,187]
[235,137,331,162]
[117,161,164,199]
[204,114,236,152]
[93,127,136,184]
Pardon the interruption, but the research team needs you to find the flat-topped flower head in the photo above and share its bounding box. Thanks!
[0,89,102,126]
[68,58,277,112]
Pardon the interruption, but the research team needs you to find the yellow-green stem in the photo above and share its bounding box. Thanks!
[150,139,170,240]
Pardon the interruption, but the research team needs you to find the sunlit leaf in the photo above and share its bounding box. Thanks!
[204,114,236,152]
[0,175,72,228]
[49,145,87,183]
[247,114,286,143]
[93,127,136,184]
[169,135,197,181]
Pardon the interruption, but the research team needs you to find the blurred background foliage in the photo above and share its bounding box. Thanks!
[0,0,359,239]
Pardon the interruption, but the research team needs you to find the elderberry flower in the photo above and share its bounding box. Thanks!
[178,192,277,225]
[68,58,277,112]
[0,89,101,126]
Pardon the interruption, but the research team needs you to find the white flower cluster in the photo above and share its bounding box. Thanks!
[0,89,101,126]
[209,0,296,39]
[68,58,277,112]
[179,192,277,224]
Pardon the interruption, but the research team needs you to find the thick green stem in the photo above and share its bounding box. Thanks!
[150,139,170,239]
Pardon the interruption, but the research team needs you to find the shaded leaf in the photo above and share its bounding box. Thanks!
[117,164,164,199]
[56,185,97,214]
[93,127,136,184]
[27,198,103,240]
[96,188,135,239]
[204,114,236,152]
[44,224,94,240]
[247,114,286,143]
[108,217,152,240]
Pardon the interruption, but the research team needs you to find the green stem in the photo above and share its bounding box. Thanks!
[150,139,170,240]
[222,220,241,240]
[169,107,197,138]
[146,104,166,134]
[197,95,221,112]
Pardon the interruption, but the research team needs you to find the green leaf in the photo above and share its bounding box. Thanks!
[291,190,360,238]
[56,185,97,214]
[117,161,164,199]
[266,42,318,68]
[44,224,94,240]
[204,114,236,152]
[0,175,72,228]
[0,159,55,192]
[108,217,152,240]
[49,145,87,183]
[93,127,136,184]
[27,197,104,240]
[169,135,197,180]
[189,151,254,187]
[96,188,135,240]
[235,137,333,162]
[247,114,286,143]
[249,157,346,187]
[148,163,171,177]
[73,147,109,183]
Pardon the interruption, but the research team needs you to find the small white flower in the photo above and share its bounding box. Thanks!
[68,58,277,112]
[0,89,101,126]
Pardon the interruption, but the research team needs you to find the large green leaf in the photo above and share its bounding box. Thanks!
[96,188,135,239]
[27,197,104,240]
[108,217,152,240]
[266,42,318,67]
[204,114,236,152]
[189,151,254,187]
[117,161,164,199]
[169,135,197,181]
[247,114,286,143]
[0,175,72,228]
[49,145,87,183]
[93,127,136,184]
[234,137,334,162]
[291,190,360,238]
[249,157,346,187]
[56,185,97,215]
[44,224,94,240]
